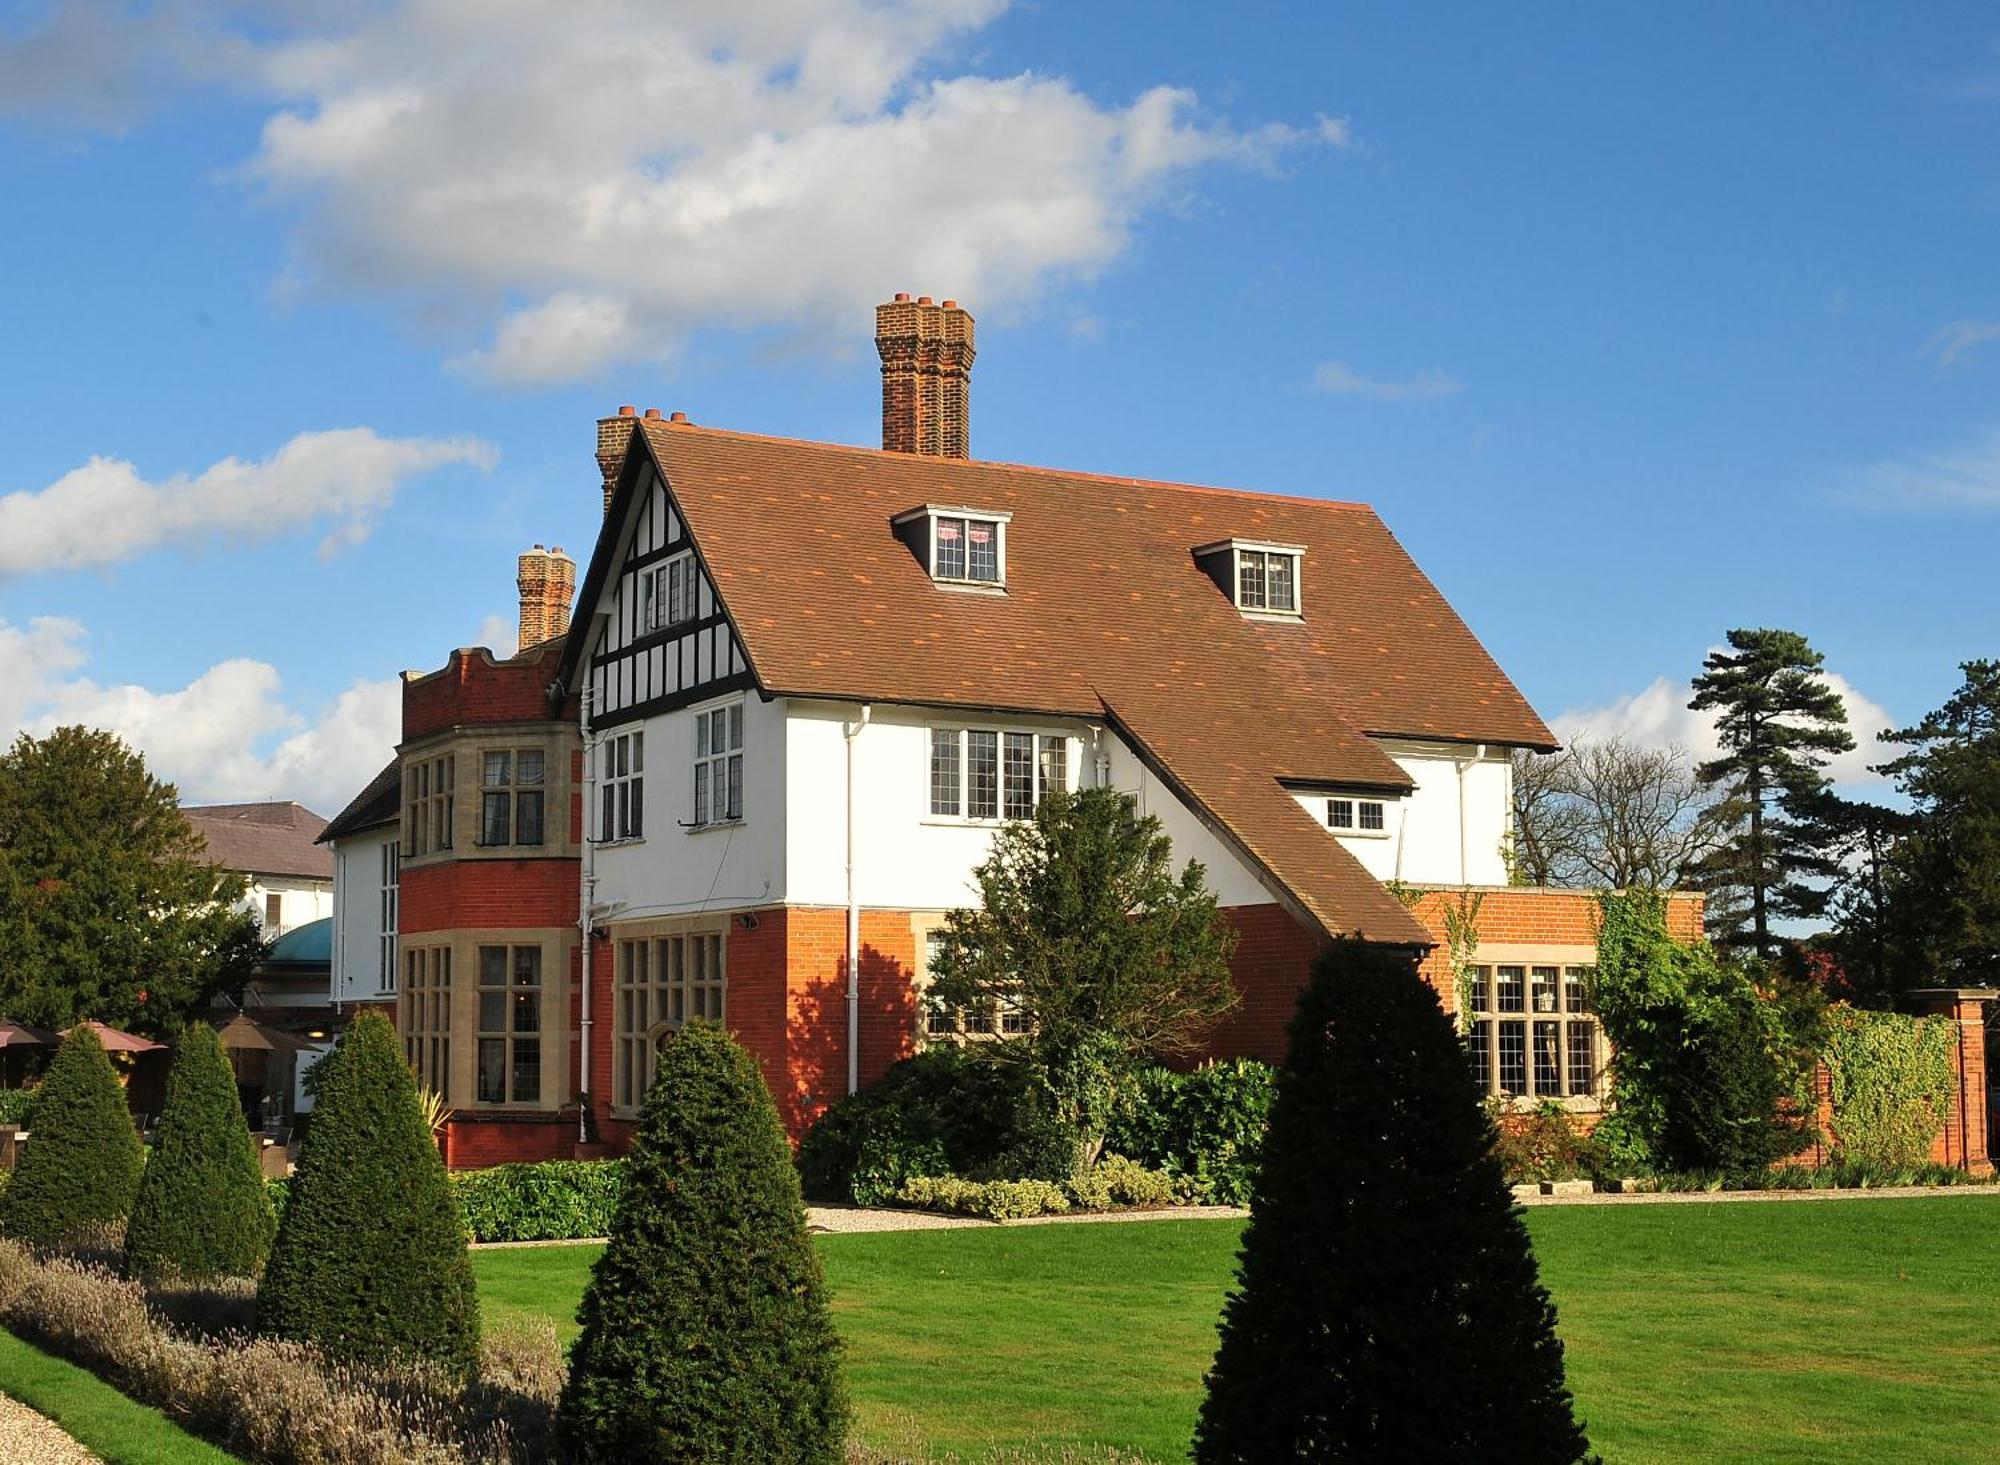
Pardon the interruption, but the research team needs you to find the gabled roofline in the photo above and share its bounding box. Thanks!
[551,424,769,707]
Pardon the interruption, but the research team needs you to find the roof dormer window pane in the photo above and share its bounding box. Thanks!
[936,517,967,579]
[1239,552,1266,608]
[1237,548,1299,613]
[967,520,999,582]
[1266,554,1296,613]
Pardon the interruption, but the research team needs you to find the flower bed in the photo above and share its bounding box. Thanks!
[0,1238,562,1464]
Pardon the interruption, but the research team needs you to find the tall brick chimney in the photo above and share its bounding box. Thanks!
[516,544,575,650]
[596,405,638,514]
[876,293,975,457]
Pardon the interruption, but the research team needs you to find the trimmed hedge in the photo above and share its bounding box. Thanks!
[449,1160,625,1242]
[0,1026,143,1250]
[560,1022,848,1462]
[257,1012,479,1377]
[797,1045,1028,1203]
[125,1024,276,1283]
[0,1086,39,1128]
[1105,1058,1275,1205]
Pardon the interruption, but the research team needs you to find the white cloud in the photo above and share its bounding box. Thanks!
[0,614,400,810]
[1,2,1341,381]
[473,613,518,659]
[1311,360,1465,402]
[0,428,497,579]
[1839,427,2000,513]
[1553,672,1895,790]
[1922,318,2000,371]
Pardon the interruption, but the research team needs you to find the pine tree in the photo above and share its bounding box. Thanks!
[257,1011,478,1376]
[125,1023,276,1283]
[560,1021,848,1463]
[1195,940,1588,1463]
[0,1024,144,1249]
[1688,628,1854,955]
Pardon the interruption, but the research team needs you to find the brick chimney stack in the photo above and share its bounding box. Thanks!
[876,293,975,457]
[596,404,638,514]
[516,544,576,650]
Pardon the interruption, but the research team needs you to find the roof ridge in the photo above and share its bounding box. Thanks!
[641,419,1375,513]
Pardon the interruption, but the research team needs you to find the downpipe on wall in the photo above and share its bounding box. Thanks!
[845,703,872,1096]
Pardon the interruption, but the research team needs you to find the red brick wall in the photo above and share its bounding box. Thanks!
[403,643,569,740]
[1408,887,1704,1017]
[400,859,575,933]
[440,1113,579,1168]
[1201,904,1330,1062]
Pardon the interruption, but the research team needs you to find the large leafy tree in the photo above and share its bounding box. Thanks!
[1870,661,2000,987]
[1194,940,1589,1463]
[927,787,1239,1168]
[1687,629,1854,954]
[0,727,262,1036]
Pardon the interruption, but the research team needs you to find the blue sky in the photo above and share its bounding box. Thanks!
[1,2,1995,810]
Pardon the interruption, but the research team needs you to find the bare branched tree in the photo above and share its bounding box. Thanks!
[1511,737,1723,890]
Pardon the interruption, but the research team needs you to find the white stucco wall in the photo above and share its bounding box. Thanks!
[329,829,397,1004]
[1288,741,1513,886]
[590,690,787,921]
[241,877,333,939]
[781,700,1279,915]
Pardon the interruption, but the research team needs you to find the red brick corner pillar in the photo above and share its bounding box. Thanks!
[1905,988,1997,1175]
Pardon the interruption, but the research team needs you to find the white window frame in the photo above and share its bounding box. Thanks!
[599,730,644,842]
[896,505,1012,588]
[1326,796,1391,837]
[691,699,745,829]
[377,841,399,994]
[1234,545,1301,615]
[927,727,1069,822]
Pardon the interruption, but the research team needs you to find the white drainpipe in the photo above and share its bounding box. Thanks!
[577,681,598,1144]
[1455,744,1488,884]
[844,703,872,1096]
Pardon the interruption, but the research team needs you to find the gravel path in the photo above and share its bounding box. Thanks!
[1516,1182,2000,1207]
[0,1392,97,1465]
[473,1203,1250,1247]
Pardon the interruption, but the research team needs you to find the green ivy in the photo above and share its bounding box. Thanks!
[1821,1007,1957,1169]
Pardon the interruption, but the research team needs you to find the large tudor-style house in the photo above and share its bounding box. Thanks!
[324,294,1703,1167]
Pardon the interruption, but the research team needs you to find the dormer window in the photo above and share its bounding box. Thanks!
[1327,797,1389,835]
[894,505,1010,588]
[1194,539,1304,617]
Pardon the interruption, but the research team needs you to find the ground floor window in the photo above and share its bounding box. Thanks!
[401,945,451,1095]
[613,931,725,1109]
[475,944,542,1105]
[1464,962,1600,1100]
[919,930,1028,1041]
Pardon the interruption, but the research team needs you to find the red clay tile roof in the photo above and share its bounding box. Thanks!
[183,802,332,880]
[581,421,1555,945]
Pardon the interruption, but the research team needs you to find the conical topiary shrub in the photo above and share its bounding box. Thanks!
[256,1011,478,1376]
[1194,940,1591,1463]
[125,1022,276,1283]
[0,1024,144,1249]
[560,1021,849,1462]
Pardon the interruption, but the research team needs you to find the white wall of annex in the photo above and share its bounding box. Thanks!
[591,690,788,921]
[1288,742,1512,886]
[783,701,1278,914]
[329,830,395,1003]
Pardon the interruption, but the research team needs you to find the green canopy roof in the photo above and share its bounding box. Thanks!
[265,917,332,967]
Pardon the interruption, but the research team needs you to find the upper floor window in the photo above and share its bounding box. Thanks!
[693,702,744,827]
[1326,797,1389,835]
[1465,963,1601,1102]
[893,505,1010,588]
[264,892,283,930]
[600,730,644,841]
[1194,539,1304,617]
[642,552,698,633]
[479,749,545,847]
[929,728,1067,820]
[378,842,400,993]
[405,753,455,857]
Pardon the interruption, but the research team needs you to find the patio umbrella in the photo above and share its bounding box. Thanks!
[62,1020,164,1053]
[214,1013,320,1055]
[0,1021,57,1050]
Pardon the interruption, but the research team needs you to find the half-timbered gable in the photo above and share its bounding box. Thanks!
[583,461,755,728]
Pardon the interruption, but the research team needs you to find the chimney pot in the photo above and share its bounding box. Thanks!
[917,295,934,306]
[669,410,688,424]
[942,299,957,309]
[894,291,911,302]
[642,407,662,420]
[617,404,636,417]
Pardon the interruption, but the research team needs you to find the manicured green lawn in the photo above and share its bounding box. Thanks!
[0,1327,238,1464]
[473,1195,2000,1463]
